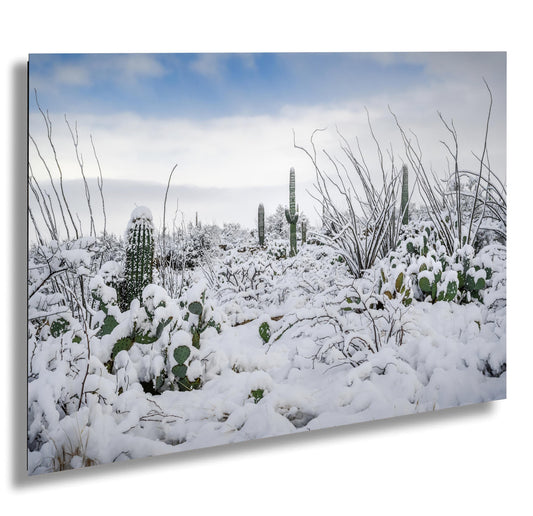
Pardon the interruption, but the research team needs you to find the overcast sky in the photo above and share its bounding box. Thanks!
[28,52,506,237]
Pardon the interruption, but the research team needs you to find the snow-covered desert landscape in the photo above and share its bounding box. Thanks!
[27,52,506,475]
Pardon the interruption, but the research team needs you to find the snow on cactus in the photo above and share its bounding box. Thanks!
[123,206,155,308]
[284,167,299,257]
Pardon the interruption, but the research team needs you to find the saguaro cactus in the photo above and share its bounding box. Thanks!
[301,220,307,244]
[285,167,299,256]
[400,164,409,226]
[258,203,265,246]
[124,206,155,306]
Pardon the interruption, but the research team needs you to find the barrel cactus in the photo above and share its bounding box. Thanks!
[258,203,265,246]
[123,206,155,307]
[285,167,299,256]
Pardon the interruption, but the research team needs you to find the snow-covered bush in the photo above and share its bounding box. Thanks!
[91,277,223,395]
[266,204,289,240]
[220,222,251,249]
[376,222,497,305]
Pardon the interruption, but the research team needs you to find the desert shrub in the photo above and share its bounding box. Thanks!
[92,278,222,394]
[377,222,495,305]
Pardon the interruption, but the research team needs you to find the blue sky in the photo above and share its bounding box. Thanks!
[29,53,430,118]
[28,52,506,235]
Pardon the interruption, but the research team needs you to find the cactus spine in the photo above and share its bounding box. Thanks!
[401,164,409,226]
[258,203,265,246]
[124,207,154,306]
[284,167,299,256]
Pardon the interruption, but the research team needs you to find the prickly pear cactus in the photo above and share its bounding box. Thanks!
[258,203,265,246]
[285,167,299,256]
[124,206,155,307]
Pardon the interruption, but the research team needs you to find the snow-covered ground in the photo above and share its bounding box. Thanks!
[27,234,506,474]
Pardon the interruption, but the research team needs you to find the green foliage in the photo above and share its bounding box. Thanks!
[50,317,70,338]
[133,317,172,344]
[167,290,221,391]
[191,330,201,349]
[111,337,134,361]
[171,364,187,379]
[381,269,412,307]
[186,293,220,351]
[267,242,287,260]
[284,167,299,256]
[258,203,265,246]
[97,314,118,337]
[388,222,490,304]
[188,301,203,316]
[174,345,191,365]
[259,322,271,343]
[395,272,404,292]
[249,388,264,404]
[104,289,173,377]
[445,279,458,301]
[418,275,431,293]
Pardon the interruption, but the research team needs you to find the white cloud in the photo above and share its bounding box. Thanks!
[28,73,505,236]
[53,64,91,86]
[189,53,227,78]
[116,54,166,79]
[188,53,257,79]
[370,52,506,95]
[33,54,168,93]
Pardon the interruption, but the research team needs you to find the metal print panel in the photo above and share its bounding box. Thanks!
[27,52,506,475]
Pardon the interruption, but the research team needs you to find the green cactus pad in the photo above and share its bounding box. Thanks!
[50,318,70,338]
[97,314,118,337]
[466,275,486,291]
[172,364,187,379]
[445,280,458,301]
[259,322,271,343]
[419,276,432,293]
[111,337,134,360]
[174,345,191,365]
[402,297,413,307]
[188,301,203,316]
[191,330,201,349]
[134,332,159,344]
[395,272,404,292]
[155,374,165,391]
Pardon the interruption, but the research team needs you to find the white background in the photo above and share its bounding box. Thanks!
[1,2,531,514]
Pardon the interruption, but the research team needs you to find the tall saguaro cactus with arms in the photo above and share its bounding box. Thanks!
[285,167,299,256]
